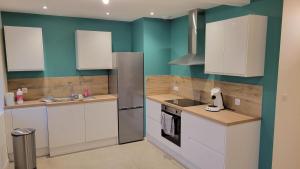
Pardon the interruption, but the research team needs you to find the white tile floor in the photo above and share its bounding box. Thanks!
[9,141,186,169]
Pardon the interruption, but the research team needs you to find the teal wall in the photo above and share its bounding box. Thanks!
[143,18,171,76]
[132,19,144,52]
[170,0,283,169]
[1,12,133,79]
[132,18,171,76]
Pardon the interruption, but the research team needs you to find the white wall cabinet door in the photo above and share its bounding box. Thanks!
[76,30,112,70]
[85,101,118,142]
[223,16,248,75]
[47,104,85,148]
[11,107,48,149]
[205,20,224,74]
[205,15,267,77]
[4,26,44,71]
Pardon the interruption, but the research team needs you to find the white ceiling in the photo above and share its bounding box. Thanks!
[0,0,250,21]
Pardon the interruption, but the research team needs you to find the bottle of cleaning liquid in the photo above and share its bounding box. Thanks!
[16,88,24,104]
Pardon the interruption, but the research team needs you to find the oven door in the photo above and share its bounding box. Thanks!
[161,110,181,147]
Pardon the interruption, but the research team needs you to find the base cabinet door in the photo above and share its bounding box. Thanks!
[146,99,161,123]
[182,136,225,169]
[47,104,85,148]
[11,107,48,149]
[5,106,49,158]
[146,117,161,141]
[85,101,118,142]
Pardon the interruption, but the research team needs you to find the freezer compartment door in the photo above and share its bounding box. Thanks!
[118,108,144,144]
[116,53,144,109]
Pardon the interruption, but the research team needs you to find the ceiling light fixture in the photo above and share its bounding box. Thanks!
[150,12,155,16]
[102,0,110,5]
[43,5,48,10]
[106,12,110,15]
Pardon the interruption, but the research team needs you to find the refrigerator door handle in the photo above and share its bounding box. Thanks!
[119,106,143,111]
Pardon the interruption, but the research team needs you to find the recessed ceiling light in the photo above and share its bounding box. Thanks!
[150,12,155,16]
[106,12,110,15]
[43,5,48,10]
[102,0,110,5]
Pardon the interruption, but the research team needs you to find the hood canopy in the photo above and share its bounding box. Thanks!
[169,9,205,66]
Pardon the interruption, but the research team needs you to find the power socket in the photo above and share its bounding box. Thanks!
[235,98,241,106]
[22,88,28,94]
[173,86,179,92]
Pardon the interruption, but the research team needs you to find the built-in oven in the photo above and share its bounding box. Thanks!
[161,104,181,147]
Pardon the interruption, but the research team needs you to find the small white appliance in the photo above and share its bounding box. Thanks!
[5,92,15,106]
[205,88,224,112]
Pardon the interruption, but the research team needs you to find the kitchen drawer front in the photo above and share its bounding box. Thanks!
[182,136,225,169]
[182,112,226,154]
[146,117,161,141]
[146,99,161,123]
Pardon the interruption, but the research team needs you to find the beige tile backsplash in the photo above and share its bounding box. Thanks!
[7,76,108,100]
[8,74,262,117]
[146,75,263,117]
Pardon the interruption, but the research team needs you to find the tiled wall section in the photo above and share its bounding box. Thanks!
[145,75,172,95]
[7,76,108,100]
[146,75,263,117]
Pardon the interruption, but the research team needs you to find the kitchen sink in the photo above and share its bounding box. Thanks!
[41,96,96,103]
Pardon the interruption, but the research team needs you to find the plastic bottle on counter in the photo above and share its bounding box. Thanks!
[83,88,91,97]
[16,88,24,104]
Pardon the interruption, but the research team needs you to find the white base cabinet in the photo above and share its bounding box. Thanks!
[146,99,261,169]
[47,101,118,156]
[85,101,118,142]
[4,106,49,161]
[182,112,261,169]
[47,104,86,149]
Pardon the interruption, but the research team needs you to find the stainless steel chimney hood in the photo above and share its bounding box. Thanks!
[169,9,205,66]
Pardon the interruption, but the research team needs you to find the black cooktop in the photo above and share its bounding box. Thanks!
[165,99,205,107]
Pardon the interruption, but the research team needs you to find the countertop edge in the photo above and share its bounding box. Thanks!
[4,95,118,110]
[146,96,261,126]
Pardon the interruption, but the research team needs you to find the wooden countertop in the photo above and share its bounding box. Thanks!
[4,95,118,109]
[147,94,261,126]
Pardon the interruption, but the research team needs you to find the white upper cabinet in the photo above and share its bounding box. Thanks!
[4,26,45,71]
[205,15,268,77]
[76,30,113,70]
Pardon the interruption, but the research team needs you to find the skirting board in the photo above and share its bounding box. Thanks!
[49,137,118,157]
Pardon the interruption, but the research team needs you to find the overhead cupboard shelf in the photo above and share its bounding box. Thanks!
[75,30,113,70]
[205,14,268,77]
[4,26,45,72]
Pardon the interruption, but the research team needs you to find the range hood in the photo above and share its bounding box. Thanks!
[169,9,205,66]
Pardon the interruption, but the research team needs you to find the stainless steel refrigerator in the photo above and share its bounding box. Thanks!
[109,52,144,144]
